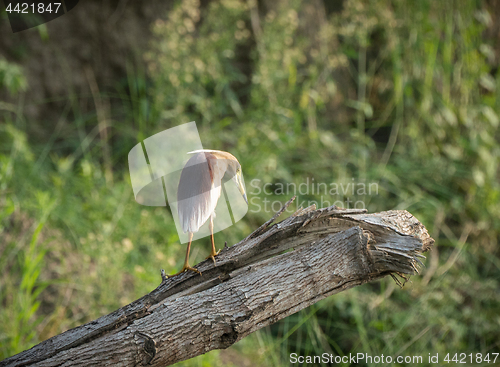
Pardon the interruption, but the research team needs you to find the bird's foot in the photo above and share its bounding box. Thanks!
[165,264,202,278]
[206,249,221,266]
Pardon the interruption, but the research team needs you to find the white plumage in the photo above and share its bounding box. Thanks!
[169,149,247,277]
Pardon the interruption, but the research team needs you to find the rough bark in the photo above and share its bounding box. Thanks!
[1,198,434,367]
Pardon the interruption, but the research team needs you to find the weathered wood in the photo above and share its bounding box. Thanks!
[1,200,434,367]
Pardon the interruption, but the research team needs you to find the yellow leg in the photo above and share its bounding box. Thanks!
[206,216,220,265]
[168,232,201,277]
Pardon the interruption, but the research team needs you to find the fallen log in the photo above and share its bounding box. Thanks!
[1,198,434,366]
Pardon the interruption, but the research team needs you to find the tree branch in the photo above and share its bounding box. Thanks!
[1,200,434,367]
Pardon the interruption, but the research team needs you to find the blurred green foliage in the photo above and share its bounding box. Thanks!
[1,0,499,365]
[0,59,27,96]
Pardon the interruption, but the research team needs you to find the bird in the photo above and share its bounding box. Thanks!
[169,149,248,277]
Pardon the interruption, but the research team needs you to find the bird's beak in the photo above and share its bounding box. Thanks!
[236,173,248,205]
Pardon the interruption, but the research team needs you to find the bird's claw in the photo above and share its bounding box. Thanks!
[206,249,221,266]
[207,254,216,266]
[183,265,202,276]
[166,264,202,278]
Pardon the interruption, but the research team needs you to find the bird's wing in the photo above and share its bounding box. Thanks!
[177,152,220,233]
